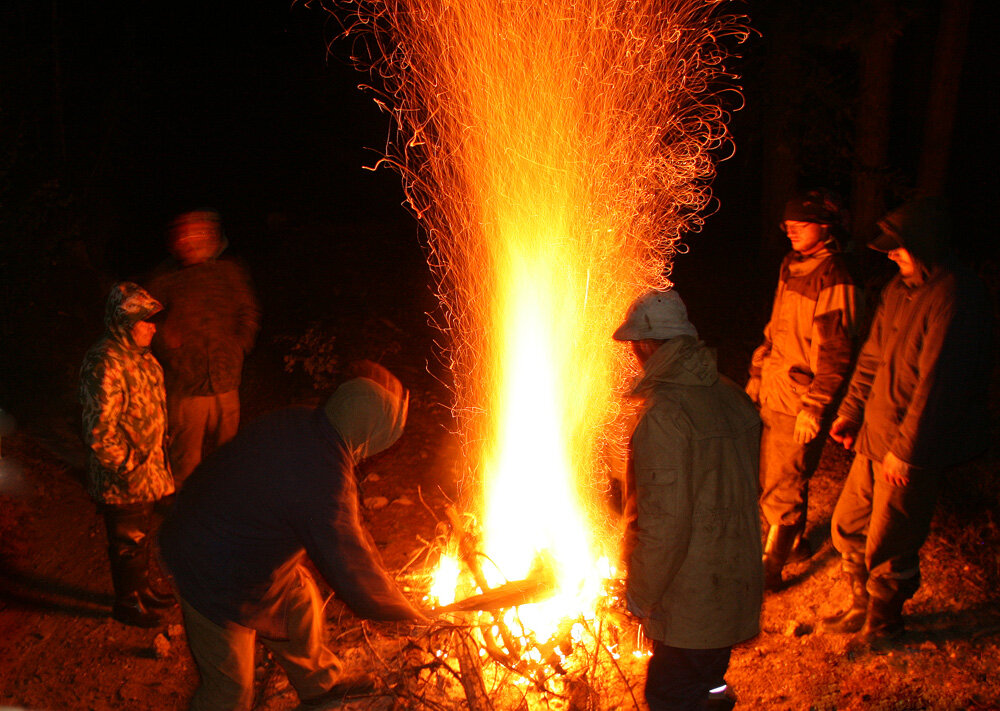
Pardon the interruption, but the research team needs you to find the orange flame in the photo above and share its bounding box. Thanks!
[348,0,745,644]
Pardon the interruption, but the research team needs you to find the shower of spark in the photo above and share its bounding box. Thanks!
[345,0,745,639]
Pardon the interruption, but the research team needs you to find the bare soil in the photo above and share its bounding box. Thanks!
[2,220,999,710]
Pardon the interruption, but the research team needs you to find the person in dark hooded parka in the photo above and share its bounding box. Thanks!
[823,197,992,642]
[160,362,425,710]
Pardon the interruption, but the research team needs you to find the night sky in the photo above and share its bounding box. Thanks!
[3,1,996,266]
[1,0,996,374]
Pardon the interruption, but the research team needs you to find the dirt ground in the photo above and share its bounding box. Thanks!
[2,219,1000,710]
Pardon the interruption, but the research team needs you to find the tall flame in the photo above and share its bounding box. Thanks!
[346,0,744,634]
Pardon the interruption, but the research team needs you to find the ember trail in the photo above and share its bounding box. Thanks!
[346,0,744,689]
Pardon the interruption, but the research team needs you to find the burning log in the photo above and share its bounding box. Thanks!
[433,569,556,614]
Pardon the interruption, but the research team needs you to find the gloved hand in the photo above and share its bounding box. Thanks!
[829,416,860,450]
[745,377,761,405]
[793,410,821,444]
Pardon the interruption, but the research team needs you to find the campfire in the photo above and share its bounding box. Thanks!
[336,0,747,705]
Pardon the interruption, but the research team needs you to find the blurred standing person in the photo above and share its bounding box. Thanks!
[824,198,992,642]
[160,363,427,710]
[147,209,260,484]
[80,282,175,628]
[746,189,861,590]
[615,290,762,711]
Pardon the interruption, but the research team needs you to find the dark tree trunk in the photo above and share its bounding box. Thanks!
[850,0,902,240]
[917,0,973,195]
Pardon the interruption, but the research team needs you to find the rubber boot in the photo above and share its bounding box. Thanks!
[762,525,798,591]
[787,523,813,563]
[821,569,869,634]
[858,593,906,642]
[105,504,163,628]
[700,684,737,710]
[109,550,164,627]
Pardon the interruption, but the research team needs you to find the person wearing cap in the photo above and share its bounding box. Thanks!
[159,362,427,710]
[746,189,861,590]
[80,282,176,627]
[615,290,762,711]
[823,197,991,642]
[146,209,260,484]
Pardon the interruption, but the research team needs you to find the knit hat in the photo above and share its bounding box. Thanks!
[612,290,698,342]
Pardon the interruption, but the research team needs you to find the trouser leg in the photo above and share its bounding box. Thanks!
[645,642,731,711]
[212,389,241,450]
[830,454,873,575]
[180,597,257,711]
[865,460,940,603]
[759,406,823,528]
[104,503,152,596]
[168,393,209,483]
[260,566,342,700]
[103,502,162,626]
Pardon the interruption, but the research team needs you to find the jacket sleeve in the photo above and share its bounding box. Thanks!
[838,285,889,426]
[233,263,261,354]
[748,283,780,380]
[295,465,421,621]
[803,278,859,417]
[888,288,958,464]
[80,351,139,475]
[625,404,693,617]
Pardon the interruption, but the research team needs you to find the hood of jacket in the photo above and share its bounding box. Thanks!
[324,376,409,463]
[630,335,718,398]
[877,197,951,267]
[103,282,163,349]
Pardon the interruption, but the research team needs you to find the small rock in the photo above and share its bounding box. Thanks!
[153,633,172,659]
[365,496,389,510]
[364,473,381,483]
[392,496,414,506]
[167,624,185,640]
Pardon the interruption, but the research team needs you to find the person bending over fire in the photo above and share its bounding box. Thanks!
[160,362,427,710]
[823,198,992,642]
[614,290,763,711]
[80,282,176,628]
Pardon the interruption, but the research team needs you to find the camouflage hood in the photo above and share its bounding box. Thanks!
[104,282,163,347]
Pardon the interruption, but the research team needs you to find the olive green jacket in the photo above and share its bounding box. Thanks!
[625,336,762,648]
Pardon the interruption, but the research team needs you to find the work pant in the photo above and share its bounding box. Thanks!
[167,389,240,483]
[831,453,940,602]
[759,406,825,527]
[180,567,342,711]
[645,642,731,710]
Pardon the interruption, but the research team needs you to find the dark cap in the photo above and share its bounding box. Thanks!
[783,189,843,226]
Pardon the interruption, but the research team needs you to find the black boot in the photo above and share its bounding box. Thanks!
[762,525,798,591]
[858,593,906,642]
[787,524,813,563]
[105,503,164,628]
[821,569,869,634]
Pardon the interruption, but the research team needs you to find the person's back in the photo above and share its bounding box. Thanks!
[630,336,762,648]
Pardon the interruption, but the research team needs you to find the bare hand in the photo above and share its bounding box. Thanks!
[829,416,859,450]
[880,451,911,487]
